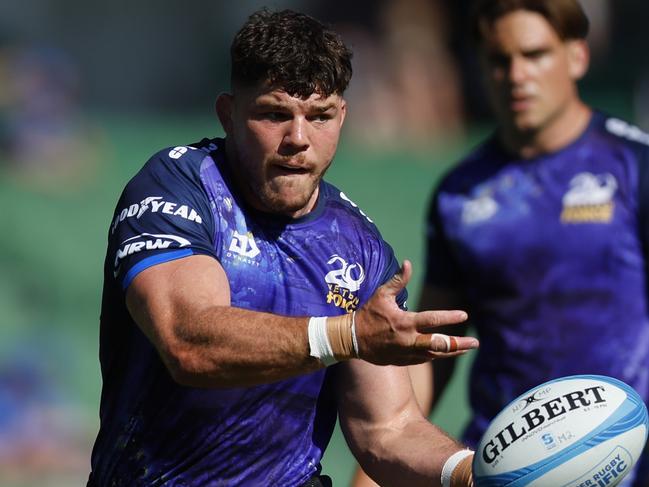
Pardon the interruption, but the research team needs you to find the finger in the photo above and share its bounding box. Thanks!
[382,259,412,297]
[430,333,457,352]
[414,309,468,331]
[414,334,479,352]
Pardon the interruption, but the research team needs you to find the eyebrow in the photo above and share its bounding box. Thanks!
[255,100,338,112]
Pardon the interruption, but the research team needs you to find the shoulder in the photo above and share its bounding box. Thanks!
[320,180,381,235]
[137,138,223,181]
[436,135,501,194]
[591,112,649,156]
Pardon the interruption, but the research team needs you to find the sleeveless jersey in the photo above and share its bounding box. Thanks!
[425,112,649,451]
[89,138,404,486]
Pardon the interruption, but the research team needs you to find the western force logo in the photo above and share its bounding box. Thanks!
[325,255,365,312]
[462,195,498,224]
[111,196,203,234]
[113,233,191,276]
[226,231,260,265]
[561,172,617,223]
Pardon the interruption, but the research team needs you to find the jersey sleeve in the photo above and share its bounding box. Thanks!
[107,146,217,290]
[423,186,463,290]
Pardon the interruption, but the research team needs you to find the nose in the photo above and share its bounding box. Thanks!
[508,56,528,84]
[282,116,309,152]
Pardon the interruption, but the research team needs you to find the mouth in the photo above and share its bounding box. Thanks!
[508,92,534,112]
[272,160,311,176]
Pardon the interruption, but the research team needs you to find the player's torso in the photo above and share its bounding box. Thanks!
[436,115,649,440]
[93,140,392,486]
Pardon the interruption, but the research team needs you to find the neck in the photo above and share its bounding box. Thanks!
[501,100,592,159]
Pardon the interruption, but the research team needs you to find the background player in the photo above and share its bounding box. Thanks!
[412,1,649,486]
[87,9,479,487]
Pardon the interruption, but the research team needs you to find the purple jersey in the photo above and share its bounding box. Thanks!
[425,112,649,454]
[89,138,404,486]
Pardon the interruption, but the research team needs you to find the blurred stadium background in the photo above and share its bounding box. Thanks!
[1,1,648,485]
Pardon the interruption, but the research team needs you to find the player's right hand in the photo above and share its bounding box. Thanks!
[354,260,479,366]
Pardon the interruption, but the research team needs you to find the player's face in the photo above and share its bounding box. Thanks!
[218,87,346,218]
[479,10,587,137]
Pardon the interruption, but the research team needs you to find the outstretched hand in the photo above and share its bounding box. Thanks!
[354,260,479,366]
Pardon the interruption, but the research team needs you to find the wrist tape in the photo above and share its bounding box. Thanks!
[308,313,358,365]
[441,449,474,487]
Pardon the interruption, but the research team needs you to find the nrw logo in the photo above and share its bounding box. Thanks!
[111,196,203,234]
[113,233,191,276]
[325,255,365,312]
[228,231,260,259]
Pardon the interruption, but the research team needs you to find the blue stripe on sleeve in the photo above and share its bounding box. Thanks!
[122,249,194,290]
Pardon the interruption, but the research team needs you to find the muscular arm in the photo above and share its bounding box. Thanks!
[126,254,320,387]
[126,255,477,388]
[338,360,471,487]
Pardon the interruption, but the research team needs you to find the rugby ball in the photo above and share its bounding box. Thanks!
[473,375,648,486]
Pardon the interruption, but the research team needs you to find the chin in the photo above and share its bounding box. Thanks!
[260,192,314,216]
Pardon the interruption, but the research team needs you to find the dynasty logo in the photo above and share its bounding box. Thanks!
[482,386,607,464]
[324,254,365,312]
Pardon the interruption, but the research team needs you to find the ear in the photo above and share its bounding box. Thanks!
[339,98,347,129]
[216,93,234,135]
[566,40,590,81]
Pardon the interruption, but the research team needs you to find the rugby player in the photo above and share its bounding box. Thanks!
[88,9,479,487]
[403,1,649,486]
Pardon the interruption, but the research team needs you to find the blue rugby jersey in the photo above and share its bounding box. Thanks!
[425,112,649,451]
[89,138,405,486]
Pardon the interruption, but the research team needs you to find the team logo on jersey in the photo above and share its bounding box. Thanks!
[462,195,499,224]
[560,172,617,223]
[226,231,261,264]
[324,255,365,312]
[113,233,191,277]
[111,196,203,234]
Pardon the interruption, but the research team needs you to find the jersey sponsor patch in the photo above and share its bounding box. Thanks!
[111,196,203,234]
[113,233,191,277]
[324,254,365,312]
[462,195,499,224]
[226,230,261,265]
[560,172,617,223]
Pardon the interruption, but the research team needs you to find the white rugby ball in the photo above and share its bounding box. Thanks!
[473,375,648,487]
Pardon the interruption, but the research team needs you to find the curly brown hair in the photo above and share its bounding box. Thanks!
[230,9,353,98]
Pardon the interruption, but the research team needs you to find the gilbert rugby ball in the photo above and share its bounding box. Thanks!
[473,375,648,487]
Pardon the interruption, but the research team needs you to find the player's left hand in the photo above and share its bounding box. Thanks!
[353,260,479,366]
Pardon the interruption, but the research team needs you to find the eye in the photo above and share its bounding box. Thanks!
[259,111,291,122]
[309,112,334,123]
[524,49,547,60]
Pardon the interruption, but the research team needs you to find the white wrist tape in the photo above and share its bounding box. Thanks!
[441,449,473,487]
[308,316,337,366]
[351,311,359,357]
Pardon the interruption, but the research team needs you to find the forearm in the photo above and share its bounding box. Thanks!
[350,415,467,487]
[144,304,322,388]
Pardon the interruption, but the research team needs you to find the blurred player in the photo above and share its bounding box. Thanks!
[87,9,479,487]
[413,1,649,486]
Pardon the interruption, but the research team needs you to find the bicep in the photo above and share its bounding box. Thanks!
[126,254,230,351]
